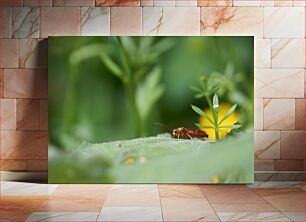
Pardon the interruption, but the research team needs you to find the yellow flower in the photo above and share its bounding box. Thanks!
[124,156,135,164]
[199,103,238,140]
[210,176,221,183]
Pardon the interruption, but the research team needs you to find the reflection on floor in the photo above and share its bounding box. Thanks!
[0,181,304,221]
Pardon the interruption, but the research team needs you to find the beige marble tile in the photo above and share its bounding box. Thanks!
[158,185,204,198]
[212,203,278,212]
[0,131,48,159]
[254,159,275,171]
[98,207,162,221]
[39,99,48,130]
[12,7,39,38]
[103,185,160,207]
[161,197,219,221]
[255,131,280,160]
[304,70,306,98]
[275,160,304,171]
[293,0,305,6]
[3,69,48,98]
[19,39,47,68]
[0,99,16,130]
[17,99,40,130]
[26,212,99,222]
[0,39,18,68]
[176,0,197,6]
[0,159,27,171]
[23,0,52,6]
[143,7,200,35]
[199,185,266,204]
[200,7,263,38]
[154,0,176,6]
[260,0,274,6]
[111,7,142,35]
[41,7,80,38]
[280,130,305,159]
[0,0,23,6]
[38,196,104,212]
[255,39,271,68]
[53,0,95,6]
[53,184,111,199]
[274,0,293,6]
[198,0,233,6]
[264,7,305,38]
[254,99,263,130]
[217,212,291,221]
[0,7,11,38]
[255,69,304,98]
[96,0,140,6]
[263,99,295,130]
[233,0,260,6]
[0,69,2,98]
[27,159,48,171]
[141,0,153,6]
[295,99,305,130]
[272,39,305,68]
[81,7,110,36]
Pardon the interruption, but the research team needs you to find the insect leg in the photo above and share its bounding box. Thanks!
[187,133,192,139]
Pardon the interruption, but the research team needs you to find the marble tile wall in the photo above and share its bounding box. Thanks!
[0,0,304,179]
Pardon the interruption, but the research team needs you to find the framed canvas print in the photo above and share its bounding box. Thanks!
[48,36,254,184]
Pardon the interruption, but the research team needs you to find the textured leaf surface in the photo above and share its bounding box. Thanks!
[49,132,253,184]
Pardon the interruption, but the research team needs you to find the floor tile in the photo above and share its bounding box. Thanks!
[199,185,266,204]
[161,197,219,221]
[263,194,304,212]
[158,184,204,198]
[212,203,278,212]
[97,207,162,221]
[52,184,111,199]
[283,212,305,221]
[1,181,58,196]
[38,196,104,212]
[103,185,160,207]
[0,196,47,221]
[248,181,304,189]
[25,212,99,221]
[217,212,291,221]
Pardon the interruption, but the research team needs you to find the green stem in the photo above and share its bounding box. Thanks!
[213,109,219,141]
[126,84,141,137]
[116,37,143,137]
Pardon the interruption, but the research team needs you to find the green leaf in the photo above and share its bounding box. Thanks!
[99,54,123,79]
[191,105,214,126]
[219,124,242,129]
[189,85,202,93]
[136,66,165,120]
[218,104,238,126]
[195,124,215,129]
[69,43,110,65]
[213,94,219,109]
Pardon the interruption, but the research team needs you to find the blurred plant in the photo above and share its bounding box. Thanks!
[64,37,174,140]
[191,94,241,141]
[190,63,253,130]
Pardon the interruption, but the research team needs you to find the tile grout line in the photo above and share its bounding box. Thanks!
[197,185,223,222]
[157,184,165,222]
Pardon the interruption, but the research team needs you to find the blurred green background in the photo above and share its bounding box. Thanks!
[48,36,254,151]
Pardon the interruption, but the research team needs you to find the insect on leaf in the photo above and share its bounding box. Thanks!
[219,124,242,129]
[218,104,237,126]
[191,105,214,126]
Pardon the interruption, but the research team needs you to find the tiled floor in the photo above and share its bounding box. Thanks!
[0,181,305,222]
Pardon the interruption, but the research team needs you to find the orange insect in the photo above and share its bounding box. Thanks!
[171,127,208,139]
